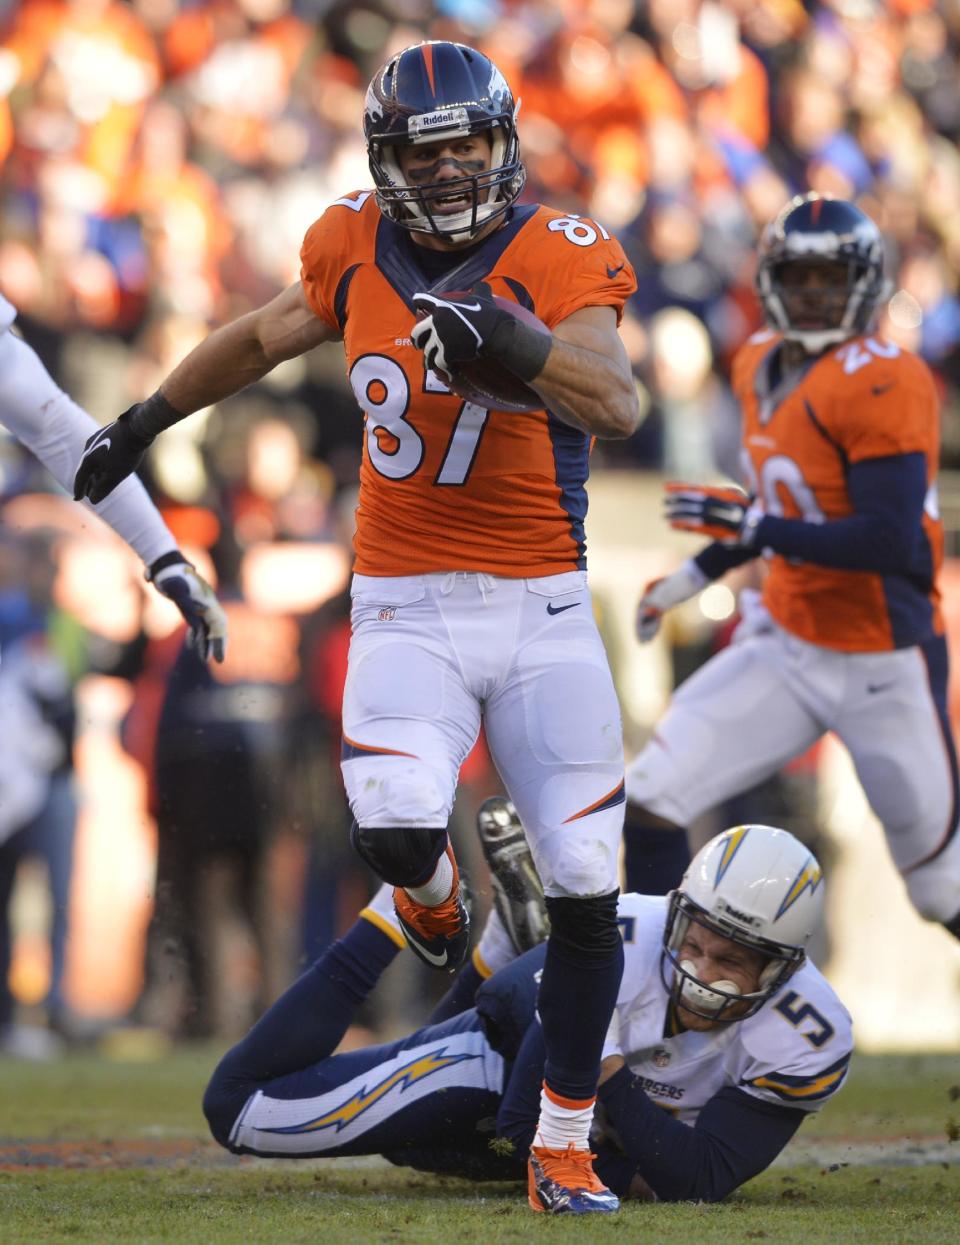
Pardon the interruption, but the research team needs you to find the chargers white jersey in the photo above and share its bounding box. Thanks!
[0,292,16,332]
[604,894,852,1124]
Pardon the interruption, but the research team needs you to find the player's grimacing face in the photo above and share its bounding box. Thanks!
[676,920,767,1031]
[397,132,494,214]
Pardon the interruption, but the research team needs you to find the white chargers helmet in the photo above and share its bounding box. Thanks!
[663,824,824,1022]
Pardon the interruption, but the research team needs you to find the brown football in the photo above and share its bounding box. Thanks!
[422,293,550,414]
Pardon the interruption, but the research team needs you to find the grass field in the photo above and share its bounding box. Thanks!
[2,1048,958,1244]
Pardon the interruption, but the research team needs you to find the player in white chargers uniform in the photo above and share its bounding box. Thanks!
[0,292,226,660]
[608,893,846,1125]
[203,820,851,1205]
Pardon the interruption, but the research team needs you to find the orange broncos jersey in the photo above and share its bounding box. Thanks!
[300,193,636,576]
[732,329,944,652]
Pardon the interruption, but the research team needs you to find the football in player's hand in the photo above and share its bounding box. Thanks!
[424,293,549,414]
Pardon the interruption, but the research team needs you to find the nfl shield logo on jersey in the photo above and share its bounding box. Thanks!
[653,1048,671,1069]
[378,607,397,621]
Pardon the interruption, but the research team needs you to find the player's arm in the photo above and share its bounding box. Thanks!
[595,1064,804,1202]
[0,328,227,661]
[73,281,336,505]
[667,454,928,570]
[528,304,639,438]
[160,280,337,415]
[635,543,757,644]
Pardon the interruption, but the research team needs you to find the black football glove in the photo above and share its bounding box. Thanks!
[411,283,505,379]
[411,282,550,384]
[73,408,154,504]
[146,553,228,664]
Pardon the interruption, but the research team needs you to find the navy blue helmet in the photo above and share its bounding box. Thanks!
[363,41,525,243]
[756,194,887,353]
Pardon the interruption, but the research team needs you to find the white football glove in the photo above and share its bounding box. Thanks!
[146,555,228,663]
[636,559,710,643]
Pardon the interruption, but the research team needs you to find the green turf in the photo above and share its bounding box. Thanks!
[2,1166,959,1245]
[2,1050,959,1244]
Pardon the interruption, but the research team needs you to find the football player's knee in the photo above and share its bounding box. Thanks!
[202,1069,249,1151]
[545,890,621,960]
[625,747,691,824]
[348,766,449,827]
[902,863,960,925]
[547,834,619,896]
[351,822,448,887]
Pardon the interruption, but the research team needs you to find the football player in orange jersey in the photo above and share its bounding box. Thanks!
[623,193,960,948]
[72,41,640,1214]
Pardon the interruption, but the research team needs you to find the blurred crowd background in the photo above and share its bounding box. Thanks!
[2,0,960,1058]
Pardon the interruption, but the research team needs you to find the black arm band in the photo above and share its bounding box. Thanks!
[145,550,189,581]
[485,317,552,383]
[126,389,188,440]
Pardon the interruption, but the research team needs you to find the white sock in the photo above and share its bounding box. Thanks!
[358,882,405,946]
[473,907,515,977]
[533,1083,595,1151]
[405,850,454,906]
[363,882,401,925]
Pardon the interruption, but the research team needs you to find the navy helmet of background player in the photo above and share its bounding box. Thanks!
[755,195,887,354]
[203,823,851,1207]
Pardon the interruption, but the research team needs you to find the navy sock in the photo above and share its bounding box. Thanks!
[213,918,399,1086]
[623,808,691,894]
[429,959,484,1023]
[538,892,623,1102]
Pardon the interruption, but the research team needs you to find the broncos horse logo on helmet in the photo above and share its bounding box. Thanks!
[363,40,526,244]
[756,193,888,355]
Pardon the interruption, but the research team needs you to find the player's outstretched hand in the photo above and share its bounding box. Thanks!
[664,482,762,546]
[636,560,710,643]
[73,408,154,504]
[411,282,504,379]
[147,554,228,663]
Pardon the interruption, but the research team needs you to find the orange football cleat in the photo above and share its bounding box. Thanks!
[394,844,470,971]
[527,1143,620,1214]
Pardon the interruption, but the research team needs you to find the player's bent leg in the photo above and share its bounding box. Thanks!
[345,753,471,970]
[841,638,960,933]
[351,824,470,971]
[624,637,822,831]
[351,822,448,886]
[220,1012,502,1161]
[203,911,404,1148]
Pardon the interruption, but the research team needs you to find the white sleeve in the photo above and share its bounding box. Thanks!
[0,329,179,568]
[737,966,853,1116]
[0,292,16,333]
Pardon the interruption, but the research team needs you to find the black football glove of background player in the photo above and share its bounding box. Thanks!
[73,409,154,504]
[411,282,550,384]
[74,390,185,505]
[146,551,228,664]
